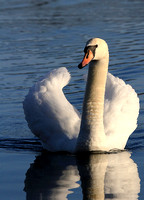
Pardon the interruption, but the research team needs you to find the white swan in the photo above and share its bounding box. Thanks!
[23,38,139,153]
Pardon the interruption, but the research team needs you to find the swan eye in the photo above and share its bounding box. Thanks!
[84,45,98,58]
[84,47,88,53]
[86,51,89,59]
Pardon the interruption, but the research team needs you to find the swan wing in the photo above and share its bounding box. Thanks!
[23,67,80,152]
[104,73,140,149]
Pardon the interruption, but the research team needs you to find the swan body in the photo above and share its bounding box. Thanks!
[23,38,139,153]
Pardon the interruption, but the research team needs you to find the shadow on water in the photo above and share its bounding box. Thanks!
[24,151,140,200]
[0,138,42,152]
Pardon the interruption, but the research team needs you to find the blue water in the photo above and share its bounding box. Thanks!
[0,0,144,199]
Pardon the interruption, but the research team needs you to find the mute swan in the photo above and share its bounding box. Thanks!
[23,38,139,153]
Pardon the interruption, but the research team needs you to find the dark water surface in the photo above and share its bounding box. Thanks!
[0,0,144,199]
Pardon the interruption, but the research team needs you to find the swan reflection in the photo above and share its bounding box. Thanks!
[24,152,80,200]
[24,151,140,200]
[77,151,140,200]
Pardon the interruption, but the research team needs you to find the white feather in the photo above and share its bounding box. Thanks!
[104,73,139,149]
[23,67,80,152]
[23,67,139,152]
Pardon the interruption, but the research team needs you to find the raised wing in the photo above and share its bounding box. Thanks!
[23,67,80,152]
[104,73,139,149]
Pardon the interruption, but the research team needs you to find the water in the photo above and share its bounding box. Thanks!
[0,0,144,199]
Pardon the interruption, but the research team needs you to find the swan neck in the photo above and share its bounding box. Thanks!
[85,59,108,103]
[84,59,108,124]
[76,57,109,151]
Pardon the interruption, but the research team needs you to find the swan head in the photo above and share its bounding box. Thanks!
[78,38,109,69]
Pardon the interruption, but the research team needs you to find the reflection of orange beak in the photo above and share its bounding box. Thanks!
[78,50,94,69]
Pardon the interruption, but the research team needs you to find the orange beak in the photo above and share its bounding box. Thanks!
[78,49,94,69]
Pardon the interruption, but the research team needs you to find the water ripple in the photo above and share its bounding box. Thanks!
[0,0,144,150]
